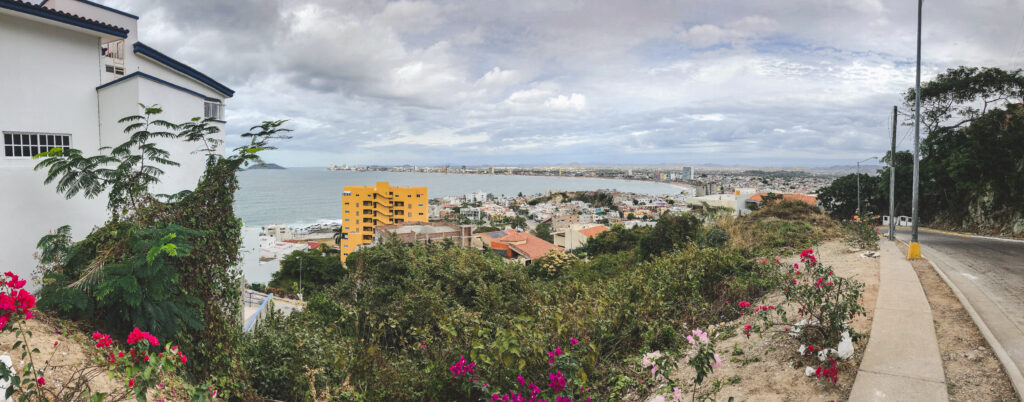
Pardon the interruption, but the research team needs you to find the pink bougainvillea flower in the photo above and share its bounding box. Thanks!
[517,375,525,386]
[548,371,567,393]
[570,337,579,346]
[449,355,475,378]
[126,328,159,346]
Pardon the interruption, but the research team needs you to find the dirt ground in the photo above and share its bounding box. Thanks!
[896,243,1020,402]
[0,315,193,400]
[0,314,125,397]
[669,240,880,401]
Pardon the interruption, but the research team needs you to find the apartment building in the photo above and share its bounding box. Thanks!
[374,222,473,247]
[1,0,233,280]
[338,182,427,260]
[553,224,609,251]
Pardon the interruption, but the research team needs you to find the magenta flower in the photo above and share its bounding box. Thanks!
[548,371,567,393]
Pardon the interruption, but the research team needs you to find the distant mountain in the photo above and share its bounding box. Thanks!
[246,162,286,170]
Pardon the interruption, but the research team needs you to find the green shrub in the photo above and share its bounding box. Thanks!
[841,220,880,250]
[239,307,356,400]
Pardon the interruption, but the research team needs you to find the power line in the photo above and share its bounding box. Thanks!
[896,125,913,148]
[1011,15,1024,69]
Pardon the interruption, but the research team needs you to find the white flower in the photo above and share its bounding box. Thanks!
[799,344,806,355]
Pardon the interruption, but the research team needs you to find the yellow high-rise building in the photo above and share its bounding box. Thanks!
[338,182,428,261]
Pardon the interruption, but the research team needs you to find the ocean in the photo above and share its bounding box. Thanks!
[234,168,683,227]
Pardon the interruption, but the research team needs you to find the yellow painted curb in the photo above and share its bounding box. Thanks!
[920,227,973,238]
[907,242,922,260]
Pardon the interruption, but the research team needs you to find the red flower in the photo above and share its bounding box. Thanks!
[126,328,160,346]
[128,379,135,387]
[144,355,150,362]
[738,300,750,308]
[743,324,753,338]
[92,332,113,349]
[36,377,44,386]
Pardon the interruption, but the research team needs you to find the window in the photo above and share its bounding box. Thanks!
[4,132,70,158]
[104,65,125,75]
[204,100,224,120]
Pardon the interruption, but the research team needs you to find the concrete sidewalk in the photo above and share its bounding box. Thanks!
[849,241,949,401]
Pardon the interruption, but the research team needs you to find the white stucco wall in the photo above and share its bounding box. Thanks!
[0,13,110,282]
[1,4,230,286]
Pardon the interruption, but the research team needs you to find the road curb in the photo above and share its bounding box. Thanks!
[893,238,1024,399]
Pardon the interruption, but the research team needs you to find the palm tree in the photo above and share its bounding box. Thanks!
[333,226,347,246]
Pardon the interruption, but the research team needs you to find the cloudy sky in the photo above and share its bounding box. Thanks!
[99,0,1024,167]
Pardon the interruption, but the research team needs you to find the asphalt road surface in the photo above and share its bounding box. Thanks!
[889,227,1024,388]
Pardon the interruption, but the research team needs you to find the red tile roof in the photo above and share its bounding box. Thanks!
[487,229,561,260]
[578,225,609,238]
[748,193,818,206]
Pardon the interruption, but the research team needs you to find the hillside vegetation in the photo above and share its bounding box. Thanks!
[819,66,1024,237]
[726,200,840,257]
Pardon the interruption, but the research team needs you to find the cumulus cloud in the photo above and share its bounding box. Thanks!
[544,94,587,112]
[85,0,1024,166]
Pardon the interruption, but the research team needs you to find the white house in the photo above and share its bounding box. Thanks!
[0,0,234,282]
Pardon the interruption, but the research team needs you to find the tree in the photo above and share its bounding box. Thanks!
[876,151,914,217]
[817,173,883,220]
[532,222,554,243]
[475,225,501,233]
[333,226,347,246]
[581,225,650,256]
[899,66,1024,231]
[33,104,291,391]
[639,212,702,258]
[270,249,346,295]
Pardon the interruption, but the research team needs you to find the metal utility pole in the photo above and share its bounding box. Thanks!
[909,0,923,259]
[857,156,878,218]
[889,105,897,241]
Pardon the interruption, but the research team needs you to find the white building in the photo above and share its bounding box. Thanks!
[1,0,234,281]
[261,225,295,241]
[466,190,488,203]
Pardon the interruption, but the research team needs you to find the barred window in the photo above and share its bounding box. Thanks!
[3,132,71,158]
[204,100,224,120]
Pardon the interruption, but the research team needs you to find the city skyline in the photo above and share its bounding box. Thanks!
[98,0,1024,166]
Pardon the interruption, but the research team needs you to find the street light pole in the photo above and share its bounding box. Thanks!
[889,105,898,241]
[909,0,923,259]
[298,256,303,301]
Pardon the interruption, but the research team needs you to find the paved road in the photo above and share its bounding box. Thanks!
[889,228,1024,392]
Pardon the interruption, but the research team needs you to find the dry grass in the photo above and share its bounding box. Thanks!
[724,201,840,256]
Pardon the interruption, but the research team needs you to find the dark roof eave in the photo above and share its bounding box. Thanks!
[133,42,235,98]
[0,0,129,38]
[97,71,222,102]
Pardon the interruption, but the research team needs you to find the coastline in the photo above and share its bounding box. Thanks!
[329,170,694,191]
